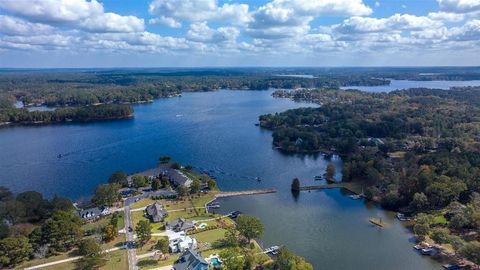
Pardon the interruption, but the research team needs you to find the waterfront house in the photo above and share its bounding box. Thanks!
[145,202,168,223]
[168,231,197,253]
[79,206,110,221]
[166,218,196,232]
[173,249,208,270]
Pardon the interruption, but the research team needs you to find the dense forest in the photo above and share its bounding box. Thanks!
[0,104,133,126]
[260,86,480,264]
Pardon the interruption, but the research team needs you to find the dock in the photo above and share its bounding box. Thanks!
[215,189,277,198]
[300,182,363,195]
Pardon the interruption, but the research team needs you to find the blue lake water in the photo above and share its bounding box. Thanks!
[342,79,480,92]
[0,89,441,269]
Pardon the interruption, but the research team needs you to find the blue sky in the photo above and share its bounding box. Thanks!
[0,0,479,67]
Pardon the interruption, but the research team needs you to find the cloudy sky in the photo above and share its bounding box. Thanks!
[0,0,479,67]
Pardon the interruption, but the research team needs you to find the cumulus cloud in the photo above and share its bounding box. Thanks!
[187,22,239,43]
[0,0,144,33]
[247,0,372,39]
[438,0,480,13]
[0,15,54,36]
[334,14,442,34]
[148,0,250,27]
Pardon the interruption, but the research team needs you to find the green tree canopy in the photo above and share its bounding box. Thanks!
[235,215,264,242]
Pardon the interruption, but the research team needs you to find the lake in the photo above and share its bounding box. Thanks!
[0,89,441,269]
[342,79,480,92]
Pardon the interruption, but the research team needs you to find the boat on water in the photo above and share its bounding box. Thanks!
[314,176,323,180]
[396,212,413,221]
[256,177,261,182]
[421,247,437,256]
[349,194,362,200]
[57,154,62,158]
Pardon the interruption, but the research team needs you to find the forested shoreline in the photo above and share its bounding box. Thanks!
[260,86,480,264]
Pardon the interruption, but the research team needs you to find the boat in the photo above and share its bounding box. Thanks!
[421,247,436,255]
[57,154,62,158]
[349,194,361,200]
[256,177,261,182]
[396,212,413,221]
[442,264,461,270]
[314,176,323,180]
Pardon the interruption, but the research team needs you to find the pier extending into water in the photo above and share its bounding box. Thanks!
[300,182,363,195]
[215,189,277,198]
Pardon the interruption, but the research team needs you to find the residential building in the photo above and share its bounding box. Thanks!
[168,231,197,253]
[166,218,196,232]
[173,249,208,270]
[145,202,168,223]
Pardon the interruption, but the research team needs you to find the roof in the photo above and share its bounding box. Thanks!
[173,249,208,270]
[78,206,108,219]
[145,202,167,222]
[158,164,192,187]
[166,218,195,232]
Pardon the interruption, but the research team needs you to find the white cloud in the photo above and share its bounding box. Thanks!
[149,16,182,28]
[246,0,372,39]
[0,15,54,36]
[0,0,144,33]
[438,0,480,13]
[187,22,239,43]
[334,14,442,34]
[428,11,465,22]
[148,0,250,27]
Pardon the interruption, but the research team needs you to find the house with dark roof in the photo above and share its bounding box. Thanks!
[158,164,192,188]
[173,249,208,270]
[145,202,168,223]
[78,206,110,221]
[166,218,196,232]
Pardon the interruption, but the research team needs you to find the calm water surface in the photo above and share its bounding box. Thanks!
[0,89,441,269]
[342,79,480,92]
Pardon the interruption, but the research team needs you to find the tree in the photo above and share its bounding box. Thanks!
[135,220,151,245]
[0,236,33,267]
[291,178,300,192]
[325,164,336,181]
[155,238,169,254]
[51,196,74,212]
[108,171,128,186]
[171,163,181,170]
[409,192,428,211]
[132,175,148,189]
[460,241,480,265]
[103,224,117,242]
[190,179,201,194]
[92,183,120,207]
[0,186,13,202]
[207,178,217,190]
[39,211,83,252]
[16,191,50,221]
[273,247,313,270]
[185,165,193,171]
[152,179,161,191]
[177,185,188,198]
[235,215,264,242]
[430,228,450,244]
[76,238,105,270]
[219,248,244,270]
[159,156,171,164]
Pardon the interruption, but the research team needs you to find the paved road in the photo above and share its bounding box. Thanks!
[124,205,138,270]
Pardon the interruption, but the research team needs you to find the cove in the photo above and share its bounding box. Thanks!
[341,79,480,92]
[0,90,442,269]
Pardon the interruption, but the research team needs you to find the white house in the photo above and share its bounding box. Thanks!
[168,231,197,253]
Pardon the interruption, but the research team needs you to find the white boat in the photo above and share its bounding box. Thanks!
[349,194,361,200]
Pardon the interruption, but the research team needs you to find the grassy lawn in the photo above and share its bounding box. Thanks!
[38,249,128,270]
[101,234,126,250]
[136,236,168,255]
[191,193,216,208]
[16,251,78,269]
[132,211,150,228]
[130,198,156,209]
[191,228,227,244]
[432,215,448,225]
[82,212,125,233]
[137,253,180,269]
[164,198,193,210]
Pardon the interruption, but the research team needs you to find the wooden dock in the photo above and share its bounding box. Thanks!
[300,182,363,195]
[215,189,277,198]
